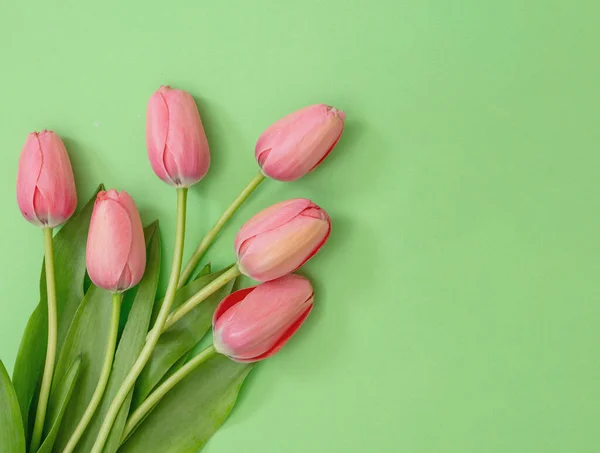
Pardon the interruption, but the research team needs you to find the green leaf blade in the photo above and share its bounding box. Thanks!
[119,354,252,453]
[37,357,82,453]
[50,285,113,451]
[0,360,26,453]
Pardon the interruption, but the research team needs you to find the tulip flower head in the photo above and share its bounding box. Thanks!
[146,86,210,187]
[86,189,146,292]
[16,131,77,228]
[235,198,331,282]
[256,104,345,182]
[213,274,314,362]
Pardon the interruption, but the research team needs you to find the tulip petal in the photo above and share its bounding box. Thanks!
[213,275,314,362]
[218,288,312,359]
[256,104,345,181]
[260,112,343,181]
[147,88,172,185]
[213,287,255,329]
[147,87,210,188]
[238,214,331,282]
[256,148,271,167]
[212,287,256,357]
[117,265,133,290]
[116,191,147,286]
[35,131,77,227]
[307,126,344,173]
[291,207,332,267]
[163,145,181,185]
[234,199,315,255]
[164,90,198,176]
[16,133,44,226]
[255,105,318,152]
[234,303,313,363]
[86,197,133,291]
[33,188,49,225]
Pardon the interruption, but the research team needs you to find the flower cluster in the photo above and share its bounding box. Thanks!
[14,86,345,453]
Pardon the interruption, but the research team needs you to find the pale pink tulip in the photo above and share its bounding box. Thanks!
[256,104,345,182]
[16,131,77,228]
[213,274,314,362]
[146,86,210,187]
[86,189,146,292]
[235,198,331,282]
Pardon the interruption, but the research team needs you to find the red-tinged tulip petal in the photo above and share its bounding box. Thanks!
[147,86,210,188]
[213,275,314,363]
[256,104,345,182]
[16,131,77,228]
[234,304,313,363]
[212,287,255,329]
[86,189,146,292]
[235,199,331,282]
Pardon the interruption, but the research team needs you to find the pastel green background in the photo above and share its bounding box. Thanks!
[1,1,599,452]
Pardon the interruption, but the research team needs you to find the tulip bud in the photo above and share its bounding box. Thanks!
[255,104,345,182]
[235,198,331,282]
[146,86,210,187]
[16,131,77,228]
[213,274,314,362]
[86,189,146,292]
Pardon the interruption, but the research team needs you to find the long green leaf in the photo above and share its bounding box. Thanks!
[37,357,82,453]
[132,267,235,407]
[75,222,161,453]
[192,263,212,283]
[0,361,25,453]
[119,354,252,453]
[12,185,103,438]
[50,285,112,450]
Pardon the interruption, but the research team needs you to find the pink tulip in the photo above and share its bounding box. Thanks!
[213,274,314,362]
[146,86,210,187]
[86,189,146,292]
[255,104,346,182]
[235,198,331,282]
[16,131,77,228]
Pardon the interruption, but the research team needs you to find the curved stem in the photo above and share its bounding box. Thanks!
[120,346,217,443]
[160,265,240,334]
[91,188,188,453]
[178,171,265,288]
[30,227,58,452]
[61,292,122,453]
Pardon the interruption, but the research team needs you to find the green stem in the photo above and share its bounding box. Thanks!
[120,346,217,443]
[178,171,265,288]
[161,265,240,334]
[30,227,58,452]
[91,188,188,453]
[61,292,122,453]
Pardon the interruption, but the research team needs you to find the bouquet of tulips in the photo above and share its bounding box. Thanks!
[0,86,345,453]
